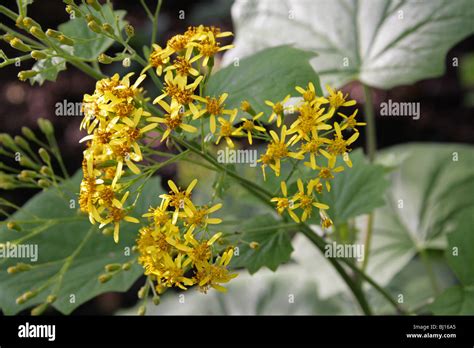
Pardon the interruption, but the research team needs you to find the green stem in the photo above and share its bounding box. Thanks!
[362,84,376,162]
[419,248,440,295]
[361,212,373,271]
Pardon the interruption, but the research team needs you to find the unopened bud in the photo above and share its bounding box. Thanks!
[37,179,51,188]
[137,285,146,299]
[7,221,22,231]
[38,148,50,163]
[102,23,114,35]
[249,241,260,249]
[102,227,113,236]
[46,295,57,304]
[40,165,52,176]
[38,118,54,135]
[152,295,160,306]
[87,0,102,11]
[31,303,48,316]
[18,70,38,81]
[58,34,74,46]
[14,135,29,149]
[31,50,48,60]
[122,262,131,271]
[19,156,38,169]
[138,305,146,316]
[87,21,102,34]
[98,273,112,283]
[22,127,36,140]
[45,29,61,39]
[122,57,131,68]
[98,53,112,64]
[125,24,134,38]
[29,26,46,40]
[10,38,30,52]
[22,17,41,30]
[105,263,121,272]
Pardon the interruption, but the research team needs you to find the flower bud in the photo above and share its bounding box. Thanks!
[0,172,16,189]
[58,34,74,46]
[18,70,38,81]
[0,133,17,150]
[31,50,48,60]
[102,23,114,35]
[9,38,30,52]
[87,0,101,11]
[152,295,160,306]
[125,24,134,38]
[31,303,48,316]
[37,179,51,188]
[22,17,41,30]
[7,221,22,231]
[87,21,102,34]
[45,29,61,38]
[38,148,51,164]
[14,135,29,149]
[29,26,46,40]
[122,262,131,271]
[102,227,113,236]
[122,57,131,68]
[249,241,260,249]
[22,127,36,140]
[38,118,54,135]
[98,53,113,64]
[105,263,121,272]
[46,295,57,304]
[137,305,146,316]
[137,285,146,299]
[98,273,112,283]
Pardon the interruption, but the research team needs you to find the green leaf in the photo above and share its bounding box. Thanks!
[229,214,294,274]
[431,207,474,314]
[29,48,70,85]
[225,0,474,89]
[366,143,474,286]
[302,149,389,225]
[58,4,127,60]
[0,171,163,315]
[207,45,322,113]
[431,286,474,315]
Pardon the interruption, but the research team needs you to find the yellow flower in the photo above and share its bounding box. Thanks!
[270,181,300,223]
[153,70,203,108]
[164,46,201,78]
[193,249,237,293]
[182,202,223,234]
[99,191,140,243]
[241,112,266,145]
[319,85,356,116]
[167,231,222,266]
[326,122,359,167]
[295,82,317,102]
[320,209,334,229]
[215,112,243,148]
[149,99,197,141]
[309,151,345,192]
[299,129,327,169]
[287,102,332,143]
[144,44,171,76]
[265,94,290,127]
[159,179,198,223]
[157,253,194,290]
[192,93,236,133]
[261,125,303,177]
[338,109,366,132]
[292,179,329,221]
[142,205,171,227]
[193,38,234,67]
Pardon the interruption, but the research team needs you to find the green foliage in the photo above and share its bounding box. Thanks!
[366,143,474,286]
[207,46,322,112]
[431,207,474,314]
[229,214,294,274]
[0,172,163,315]
[29,48,69,85]
[58,4,127,60]
[226,0,474,89]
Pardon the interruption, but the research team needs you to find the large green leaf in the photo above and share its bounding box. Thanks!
[431,207,474,314]
[366,143,474,286]
[229,214,294,274]
[58,4,127,60]
[207,46,322,112]
[225,0,474,89]
[0,172,163,315]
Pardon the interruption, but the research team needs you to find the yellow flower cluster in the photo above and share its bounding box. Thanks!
[144,26,237,143]
[264,84,366,228]
[137,179,237,293]
[79,73,159,243]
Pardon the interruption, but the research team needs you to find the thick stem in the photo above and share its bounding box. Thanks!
[362,84,376,162]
